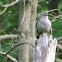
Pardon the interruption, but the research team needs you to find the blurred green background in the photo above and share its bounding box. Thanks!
[0,0,62,62]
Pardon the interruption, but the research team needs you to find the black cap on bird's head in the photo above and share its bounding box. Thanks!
[41,12,49,16]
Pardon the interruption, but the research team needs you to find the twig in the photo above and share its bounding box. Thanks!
[51,14,62,22]
[0,7,7,15]
[7,55,18,62]
[0,51,18,62]
[57,44,62,49]
[57,37,62,42]
[36,9,60,17]
[0,25,10,33]
[46,9,61,13]
[2,0,19,7]
[20,0,25,25]
[5,42,36,55]
[0,34,18,41]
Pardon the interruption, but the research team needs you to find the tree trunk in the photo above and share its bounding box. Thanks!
[18,0,31,62]
[29,0,38,62]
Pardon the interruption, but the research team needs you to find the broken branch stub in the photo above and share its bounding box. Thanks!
[33,33,57,62]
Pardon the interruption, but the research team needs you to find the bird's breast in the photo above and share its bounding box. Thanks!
[37,19,51,33]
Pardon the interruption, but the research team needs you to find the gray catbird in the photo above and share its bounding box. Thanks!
[36,12,52,39]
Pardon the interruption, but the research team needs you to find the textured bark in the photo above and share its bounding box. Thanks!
[18,0,31,62]
[18,1,23,62]
[29,0,38,62]
[33,33,57,62]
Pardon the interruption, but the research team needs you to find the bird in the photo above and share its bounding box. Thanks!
[36,12,52,39]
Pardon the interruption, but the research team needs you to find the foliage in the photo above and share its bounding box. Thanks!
[0,0,62,62]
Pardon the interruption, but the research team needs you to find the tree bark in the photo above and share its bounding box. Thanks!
[33,33,57,62]
[29,0,38,62]
[18,0,31,62]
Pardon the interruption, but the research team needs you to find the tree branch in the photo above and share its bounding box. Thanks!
[0,34,18,41]
[20,0,25,25]
[57,44,62,49]
[51,14,62,22]
[57,37,62,42]
[46,9,62,13]
[0,7,7,15]
[4,42,36,55]
[36,9,60,17]
[2,0,19,7]
[0,0,19,15]
[0,51,18,62]
[0,25,10,33]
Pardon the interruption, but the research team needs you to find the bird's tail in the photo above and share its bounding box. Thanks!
[36,34,40,39]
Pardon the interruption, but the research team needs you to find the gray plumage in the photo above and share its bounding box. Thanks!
[37,13,52,39]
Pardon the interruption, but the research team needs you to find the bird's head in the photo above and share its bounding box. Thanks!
[41,12,49,18]
[41,12,48,16]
